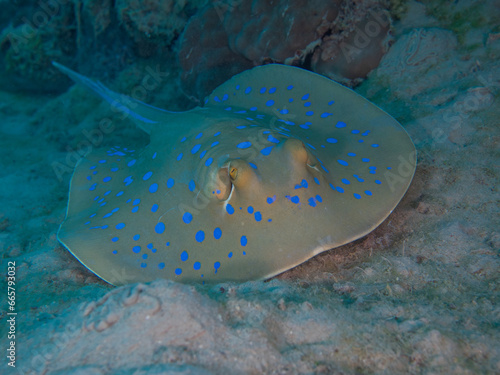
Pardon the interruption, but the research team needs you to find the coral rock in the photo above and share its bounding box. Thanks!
[179,0,393,100]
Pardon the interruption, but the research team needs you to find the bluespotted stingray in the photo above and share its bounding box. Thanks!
[55,62,416,286]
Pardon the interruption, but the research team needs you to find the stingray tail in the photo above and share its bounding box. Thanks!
[52,62,178,134]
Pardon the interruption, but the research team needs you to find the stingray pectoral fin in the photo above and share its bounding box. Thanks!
[52,61,180,134]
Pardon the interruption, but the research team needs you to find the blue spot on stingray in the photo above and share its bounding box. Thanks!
[158,263,165,269]
[304,102,311,107]
[181,251,189,261]
[193,262,201,270]
[89,183,97,191]
[306,111,314,116]
[249,162,257,169]
[240,236,247,246]
[236,125,246,129]
[375,180,382,184]
[112,237,119,242]
[103,176,111,182]
[260,146,273,156]
[354,193,361,199]
[289,98,294,102]
[195,230,205,243]
[189,180,196,192]
[351,129,360,134]
[287,85,293,90]
[214,131,221,137]
[131,206,138,213]
[195,132,202,139]
[306,143,316,150]
[250,106,257,111]
[133,198,140,205]
[228,252,233,258]
[321,112,333,118]
[126,160,135,167]
[362,158,370,162]
[267,135,280,144]
[133,234,140,241]
[149,183,158,193]
[247,206,254,214]
[269,87,276,93]
[214,262,220,271]
[359,139,364,143]
[142,254,147,259]
[167,178,175,188]
[254,212,262,222]
[147,243,153,250]
[316,195,323,202]
[90,166,97,170]
[111,167,119,172]
[266,197,274,204]
[308,198,316,207]
[177,153,183,161]
[365,190,373,196]
[237,141,252,149]
[151,204,158,212]
[326,138,338,144]
[279,109,289,114]
[362,130,370,136]
[155,222,165,234]
[214,227,222,240]
[183,212,193,224]
[336,186,345,193]
[226,204,235,215]
[132,246,141,253]
[266,100,274,106]
[336,121,347,128]
[302,93,309,100]
[348,152,356,157]
[314,177,320,185]
[291,196,300,204]
[372,144,379,148]
[152,152,157,159]
[328,100,334,105]
[211,141,219,148]
[205,158,213,167]
[143,171,153,180]
[181,137,187,142]
[259,87,266,93]
[245,87,252,94]
[338,159,349,166]
[342,178,351,185]
[86,176,91,181]
[116,223,125,229]
[175,268,182,275]
[191,144,201,154]
[200,150,207,159]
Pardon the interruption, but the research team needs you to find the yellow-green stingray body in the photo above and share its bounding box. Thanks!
[56,63,416,285]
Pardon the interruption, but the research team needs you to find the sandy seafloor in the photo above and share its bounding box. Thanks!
[1,1,499,374]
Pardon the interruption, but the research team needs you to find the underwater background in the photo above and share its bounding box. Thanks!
[0,0,499,373]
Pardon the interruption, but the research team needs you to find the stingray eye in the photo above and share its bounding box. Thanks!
[229,166,238,181]
[214,167,232,201]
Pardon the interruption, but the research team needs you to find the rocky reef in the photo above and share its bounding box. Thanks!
[179,0,394,100]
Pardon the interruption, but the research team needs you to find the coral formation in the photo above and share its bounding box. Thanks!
[115,0,205,57]
[179,0,393,100]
